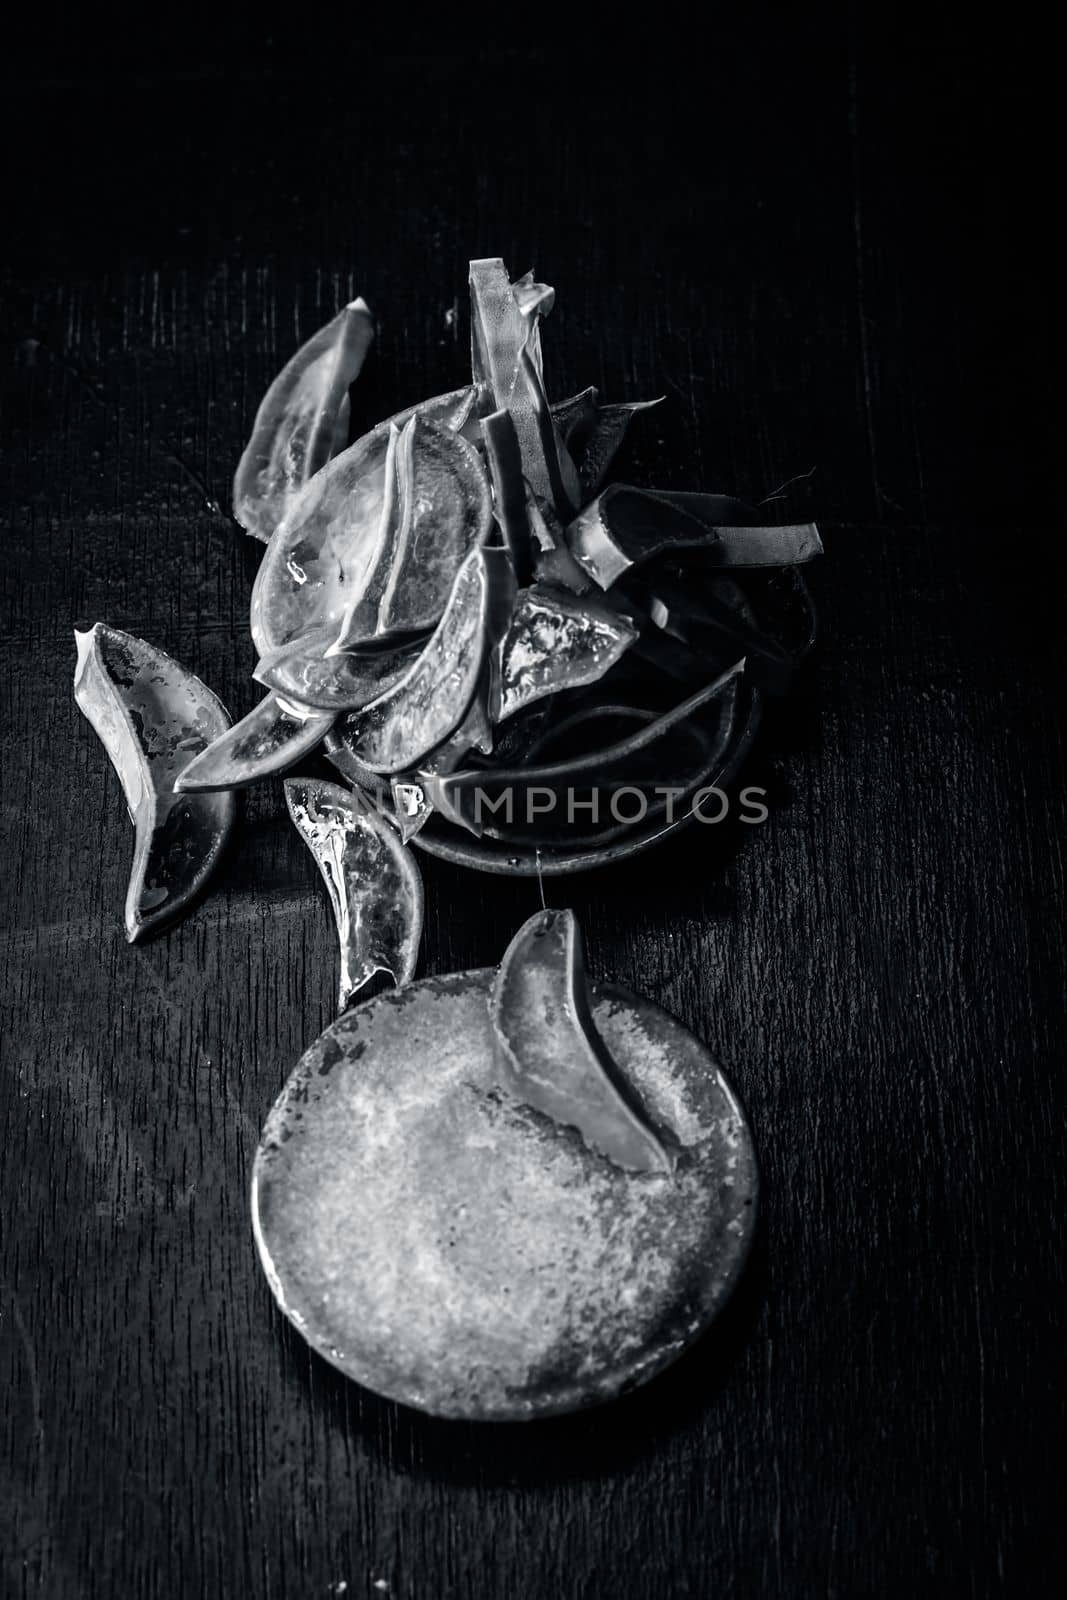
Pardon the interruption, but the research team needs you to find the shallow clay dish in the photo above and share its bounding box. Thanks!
[252,969,758,1420]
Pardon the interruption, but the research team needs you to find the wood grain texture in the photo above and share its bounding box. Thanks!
[1,20,1063,1600]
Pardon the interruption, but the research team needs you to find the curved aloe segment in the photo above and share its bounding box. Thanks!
[285,778,423,1012]
[254,626,421,712]
[551,386,600,444]
[234,299,375,543]
[490,909,673,1176]
[322,730,389,794]
[565,486,723,587]
[250,385,480,658]
[390,780,434,845]
[563,392,662,492]
[668,510,823,568]
[481,408,532,582]
[549,389,661,496]
[332,547,513,776]
[568,485,823,588]
[176,693,334,792]
[73,624,236,942]
[329,414,493,652]
[385,665,496,843]
[572,399,662,497]
[468,258,579,518]
[527,492,592,594]
[470,257,551,398]
[490,586,638,723]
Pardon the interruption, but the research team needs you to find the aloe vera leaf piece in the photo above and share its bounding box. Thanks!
[176,693,334,792]
[573,399,663,497]
[333,546,511,776]
[234,299,375,543]
[490,909,674,1175]
[510,269,555,378]
[482,407,532,583]
[490,586,638,724]
[548,391,660,494]
[250,386,480,658]
[568,485,823,586]
[323,731,390,796]
[386,671,494,846]
[678,518,824,568]
[430,658,745,836]
[328,415,494,654]
[651,490,760,526]
[550,386,600,444]
[653,490,823,567]
[285,777,423,1012]
[387,667,496,837]
[513,343,582,517]
[254,626,420,712]
[468,258,580,518]
[329,392,352,457]
[425,667,496,771]
[510,269,556,322]
[73,624,236,942]
[565,485,721,588]
[527,493,593,594]
[317,415,405,656]
[390,780,434,844]
[469,257,544,399]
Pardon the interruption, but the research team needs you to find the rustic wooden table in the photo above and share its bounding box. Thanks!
[1,23,1062,1599]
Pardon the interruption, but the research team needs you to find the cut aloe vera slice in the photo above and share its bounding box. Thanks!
[234,299,375,543]
[565,486,721,587]
[572,399,662,497]
[321,733,394,811]
[490,909,673,1175]
[390,780,434,845]
[329,414,493,652]
[527,493,593,594]
[386,662,496,843]
[426,668,495,770]
[285,777,423,1011]
[468,259,580,518]
[332,546,514,776]
[250,386,481,658]
[176,693,334,792]
[481,407,532,581]
[551,386,600,444]
[470,257,549,398]
[513,343,582,517]
[73,624,236,941]
[490,586,638,723]
[549,389,661,495]
[254,626,421,712]
[568,486,823,587]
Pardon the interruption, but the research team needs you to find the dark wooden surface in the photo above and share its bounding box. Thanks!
[1,21,1063,1600]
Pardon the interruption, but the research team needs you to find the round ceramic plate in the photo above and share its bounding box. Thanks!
[252,968,758,1420]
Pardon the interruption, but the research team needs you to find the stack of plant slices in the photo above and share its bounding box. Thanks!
[75,258,822,1013]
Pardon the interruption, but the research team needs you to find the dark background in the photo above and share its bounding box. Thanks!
[1,15,1063,1599]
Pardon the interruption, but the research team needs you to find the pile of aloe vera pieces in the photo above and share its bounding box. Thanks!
[75,258,821,1010]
